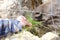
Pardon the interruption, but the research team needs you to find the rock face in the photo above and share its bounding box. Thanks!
[42,0,51,4]
[33,0,60,29]
[5,31,41,40]
[21,0,42,10]
[0,0,23,19]
[5,31,60,40]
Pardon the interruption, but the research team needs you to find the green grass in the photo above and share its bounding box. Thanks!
[23,14,52,37]
[22,13,45,37]
[26,14,42,26]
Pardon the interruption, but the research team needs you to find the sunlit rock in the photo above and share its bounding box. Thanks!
[41,32,59,40]
[5,31,41,40]
[0,0,22,18]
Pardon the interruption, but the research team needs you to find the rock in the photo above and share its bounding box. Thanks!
[41,32,59,40]
[0,0,23,19]
[33,0,60,29]
[5,31,60,40]
[42,0,51,4]
[5,31,41,40]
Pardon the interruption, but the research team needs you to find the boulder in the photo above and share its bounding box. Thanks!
[0,0,22,19]
[41,32,59,40]
[5,31,41,40]
[33,0,60,29]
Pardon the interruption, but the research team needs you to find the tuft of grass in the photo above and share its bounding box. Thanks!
[24,14,42,32]
[27,14,42,26]
[23,13,52,37]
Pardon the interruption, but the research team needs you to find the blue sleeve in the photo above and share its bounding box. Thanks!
[11,23,15,33]
[11,20,22,33]
[0,20,2,36]
[17,22,22,31]
[2,20,9,36]
[10,20,16,33]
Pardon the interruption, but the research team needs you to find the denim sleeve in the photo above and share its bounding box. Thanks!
[3,20,9,36]
[17,22,22,31]
[0,20,2,36]
[11,20,22,33]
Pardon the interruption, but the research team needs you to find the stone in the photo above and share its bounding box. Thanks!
[41,32,59,40]
[5,31,41,40]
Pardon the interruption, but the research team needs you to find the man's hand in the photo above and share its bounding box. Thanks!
[17,15,32,27]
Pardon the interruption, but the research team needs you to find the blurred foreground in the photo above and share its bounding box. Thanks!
[5,31,41,40]
[5,30,59,40]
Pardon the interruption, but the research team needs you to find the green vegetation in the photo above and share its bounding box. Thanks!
[23,13,51,37]
[23,13,42,36]
[23,13,41,29]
